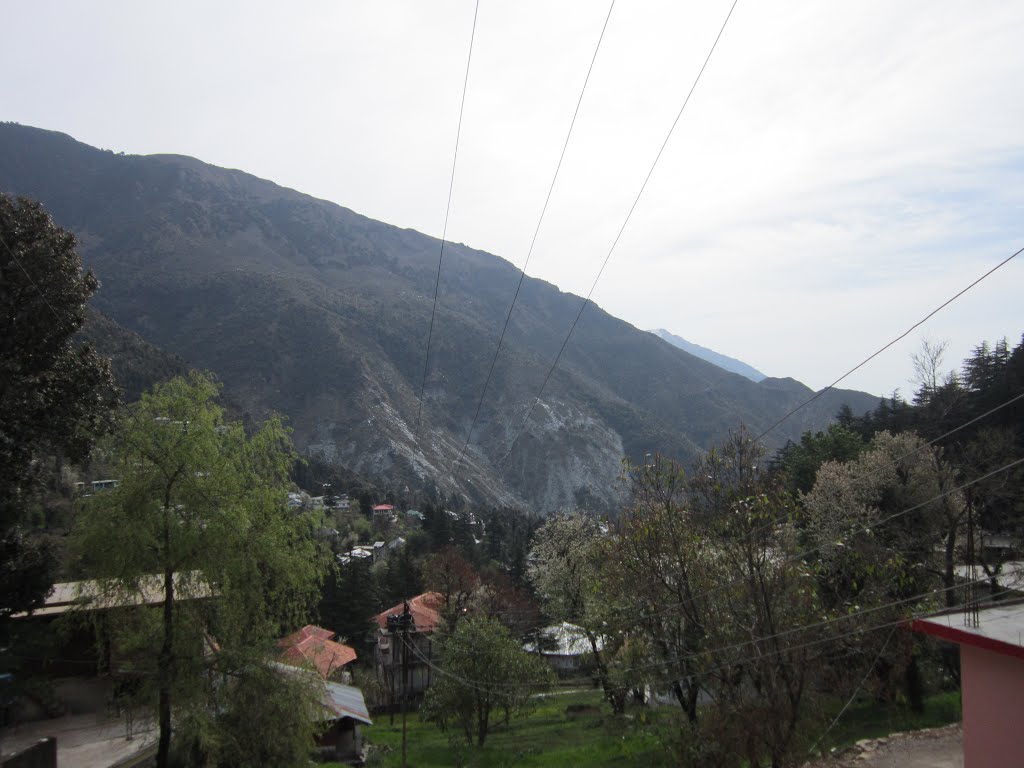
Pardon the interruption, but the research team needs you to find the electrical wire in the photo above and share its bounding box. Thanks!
[495,0,742,469]
[752,245,1023,444]
[476,436,1024,644]
[474,448,1022,662]
[415,0,482,437]
[372,421,1023,647]
[605,452,1024,640]
[404,568,1004,673]
[398,577,1010,694]
[600,386,1024,629]
[451,0,617,476]
[807,625,897,757]
[376,386,1024,644]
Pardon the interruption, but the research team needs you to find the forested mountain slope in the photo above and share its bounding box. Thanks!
[0,123,877,512]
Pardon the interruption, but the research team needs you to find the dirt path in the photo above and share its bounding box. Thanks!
[806,724,962,768]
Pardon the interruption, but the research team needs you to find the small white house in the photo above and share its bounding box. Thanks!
[523,622,601,676]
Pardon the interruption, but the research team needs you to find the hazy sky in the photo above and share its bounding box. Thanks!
[3,1,1022,396]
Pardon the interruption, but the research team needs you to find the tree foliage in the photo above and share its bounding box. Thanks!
[528,511,627,711]
[70,373,329,768]
[0,195,116,521]
[608,431,824,766]
[423,545,479,629]
[803,430,961,611]
[421,615,551,748]
[0,193,116,642]
[772,424,867,496]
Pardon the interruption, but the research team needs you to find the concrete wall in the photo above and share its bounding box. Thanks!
[961,644,1024,767]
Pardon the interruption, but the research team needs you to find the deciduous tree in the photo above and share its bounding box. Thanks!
[802,430,962,711]
[421,615,551,748]
[529,511,627,711]
[423,544,479,629]
[71,373,329,768]
[610,431,825,766]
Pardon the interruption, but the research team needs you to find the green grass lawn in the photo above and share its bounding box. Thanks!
[322,689,961,768]
[354,689,678,768]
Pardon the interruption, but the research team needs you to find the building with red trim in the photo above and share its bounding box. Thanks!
[912,601,1024,768]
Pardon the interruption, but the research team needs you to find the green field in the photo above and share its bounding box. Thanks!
[358,689,677,768]
[324,688,961,767]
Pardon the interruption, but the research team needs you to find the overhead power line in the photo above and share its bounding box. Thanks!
[451,0,617,477]
[630,453,1024,637]
[416,0,482,437]
[808,625,897,756]
[495,0,742,469]
[752,244,1023,444]
[610,387,1024,628]
[400,579,1007,694]
[431,435,1024,645]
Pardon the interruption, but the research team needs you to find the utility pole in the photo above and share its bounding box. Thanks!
[401,600,411,768]
[386,599,413,767]
[387,623,395,727]
[965,504,979,628]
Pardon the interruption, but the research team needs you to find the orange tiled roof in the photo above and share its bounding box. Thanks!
[376,592,444,634]
[277,625,357,679]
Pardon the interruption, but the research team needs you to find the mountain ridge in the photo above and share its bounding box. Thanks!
[0,123,880,512]
[649,328,767,382]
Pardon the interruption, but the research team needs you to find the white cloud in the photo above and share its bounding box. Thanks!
[2,0,1022,397]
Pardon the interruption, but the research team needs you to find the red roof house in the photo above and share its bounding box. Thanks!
[374,593,445,697]
[375,592,444,634]
[278,625,357,680]
[912,601,1024,768]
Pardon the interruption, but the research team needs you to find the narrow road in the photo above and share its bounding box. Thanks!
[806,724,962,768]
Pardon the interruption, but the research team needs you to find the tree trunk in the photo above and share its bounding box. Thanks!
[670,679,699,723]
[905,652,924,714]
[477,705,489,747]
[157,508,174,768]
[587,631,624,714]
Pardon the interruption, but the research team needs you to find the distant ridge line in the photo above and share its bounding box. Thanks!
[650,328,766,382]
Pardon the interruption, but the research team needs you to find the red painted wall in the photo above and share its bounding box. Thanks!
[962,644,1024,767]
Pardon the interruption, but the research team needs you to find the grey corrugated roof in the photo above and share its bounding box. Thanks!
[523,622,602,656]
[324,681,372,725]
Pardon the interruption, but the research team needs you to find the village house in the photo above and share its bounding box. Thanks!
[338,541,387,565]
[912,599,1024,768]
[277,625,357,682]
[523,622,601,676]
[317,680,372,763]
[3,574,215,765]
[74,479,120,495]
[374,593,443,702]
[387,536,406,554]
[272,661,371,764]
[371,503,397,522]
